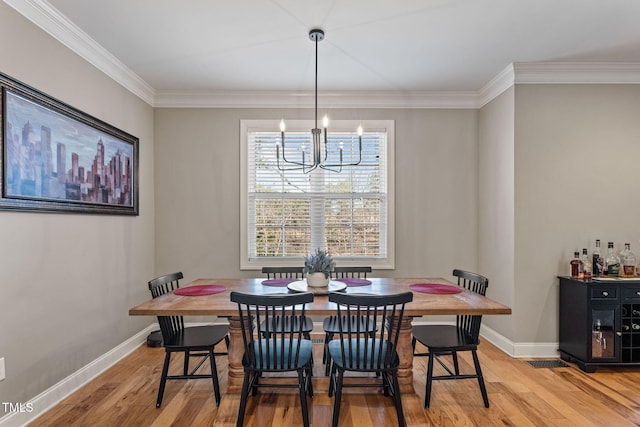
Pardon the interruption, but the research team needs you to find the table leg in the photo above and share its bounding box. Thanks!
[396,316,415,393]
[226,316,245,392]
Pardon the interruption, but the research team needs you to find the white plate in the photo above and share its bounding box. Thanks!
[287,280,347,295]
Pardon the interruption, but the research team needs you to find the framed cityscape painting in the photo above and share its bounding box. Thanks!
[0,72,139,215]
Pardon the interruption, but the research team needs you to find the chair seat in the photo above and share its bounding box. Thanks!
[249,338,313,370]
[322,315,378,334]
[328,338,398,371]
[412,324,479,351]
[163,324,228,350]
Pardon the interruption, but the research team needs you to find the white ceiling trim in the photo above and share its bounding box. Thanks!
[514,62,640,84]
[3,0,155,105]
[153,90,480,109]
[478,64,516,108]
[7,1,640,110]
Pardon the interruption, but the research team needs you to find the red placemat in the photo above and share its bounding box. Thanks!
[409,283,462,294]
[335,277,372,287]
[261,278,294,287]
[174,284,227,296]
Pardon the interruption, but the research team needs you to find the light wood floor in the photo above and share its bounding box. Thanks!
[30,338,640,426]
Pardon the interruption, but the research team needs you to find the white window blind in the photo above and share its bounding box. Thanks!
[240,119,394,269]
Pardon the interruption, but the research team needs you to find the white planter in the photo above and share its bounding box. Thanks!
[306,272,329,288]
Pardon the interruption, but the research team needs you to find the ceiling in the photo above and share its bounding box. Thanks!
[9,0,640,106]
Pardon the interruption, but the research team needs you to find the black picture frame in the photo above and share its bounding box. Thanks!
[0,72,139,215]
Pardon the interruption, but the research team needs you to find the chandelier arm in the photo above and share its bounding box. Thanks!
[277,157,317,172]
[320,164,343,173]
[280,141,314,167]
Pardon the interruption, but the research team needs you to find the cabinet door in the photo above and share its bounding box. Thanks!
[590,305,620,361]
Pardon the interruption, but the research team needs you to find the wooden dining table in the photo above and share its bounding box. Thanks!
[129,277,511,393]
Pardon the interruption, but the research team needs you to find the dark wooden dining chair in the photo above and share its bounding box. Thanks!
[231,291,314,427]
[148,272,229,407]
[327,291,413,427]
[260,267,313,340]
[261,266,305,279]
[322,266,375,375]
[412,269,490,408]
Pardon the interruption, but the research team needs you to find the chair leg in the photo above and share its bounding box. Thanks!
[183,350,190,376]
[324,332,333,376]
[411,336,417,352]
[208,348,221,406]
[156,351,172,408]
[322,332,330,364]
[471,349,490,408]
[452,350,460,375]
[306,363,314,397]
[236,371,251,427]
[425,352,434,408]
[328,363,336,397]
[297,369,310,427]
[382,371,390,396]
[391,371,406,427]
[331,369,344,427]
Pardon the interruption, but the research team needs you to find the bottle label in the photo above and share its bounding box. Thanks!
[623,265,635,276]
[607,263,620,276]
[593,255,603,276]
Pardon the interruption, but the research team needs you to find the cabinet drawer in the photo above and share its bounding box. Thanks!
[590,287,618,300]
[623,287,640,301]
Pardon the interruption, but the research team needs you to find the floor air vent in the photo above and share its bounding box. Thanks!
[526,360,569,369]
[312,338,324,344]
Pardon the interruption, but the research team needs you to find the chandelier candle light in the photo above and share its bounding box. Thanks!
[277,28,363,173]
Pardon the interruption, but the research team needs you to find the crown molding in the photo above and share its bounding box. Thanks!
[477,64,515,107]
[513,62,640,84]
[153,90,479,109]
[3,0,155,105]
[7,1,640,109]
[476,62,640,107]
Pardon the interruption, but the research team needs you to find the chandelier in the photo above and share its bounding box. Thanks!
[276,28,363,173]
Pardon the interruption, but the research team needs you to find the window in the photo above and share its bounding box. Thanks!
[240,119,394,269]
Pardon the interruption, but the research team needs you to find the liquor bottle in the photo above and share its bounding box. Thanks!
[622,243,637,277]
[581,248,592,280]
[605,242,620,276]
[619,243,629,259]
[570,251,583,278]
[592,239,603,277]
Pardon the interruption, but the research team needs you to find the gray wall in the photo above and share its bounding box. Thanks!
[513,84,640,343]
[479,84,640,346]
[0,4,155,404]
[478,87,516,341]
[153,107,479,283]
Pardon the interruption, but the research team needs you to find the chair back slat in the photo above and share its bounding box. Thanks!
[148,272,186,342]
[261,266,305,279]
[231,291,313,370]
[453,269,488,341]
[331,266,372,279]
[330,292,412,371]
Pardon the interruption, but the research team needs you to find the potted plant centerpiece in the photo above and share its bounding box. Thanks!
[303,249,335,288]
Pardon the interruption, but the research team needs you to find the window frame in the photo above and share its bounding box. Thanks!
[240,119,395,270]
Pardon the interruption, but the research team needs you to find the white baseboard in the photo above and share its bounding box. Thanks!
[480,324,560,358]
[0,325,157,427]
